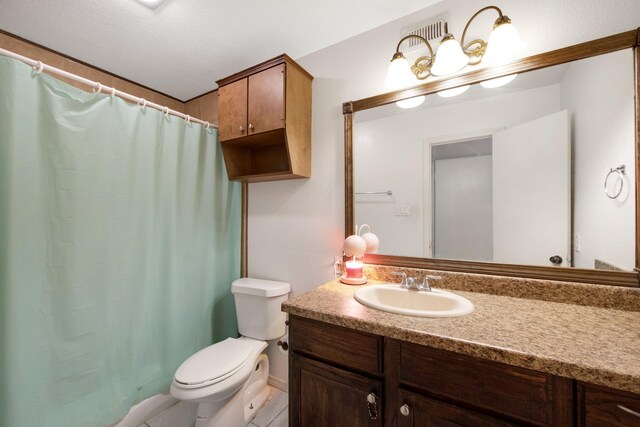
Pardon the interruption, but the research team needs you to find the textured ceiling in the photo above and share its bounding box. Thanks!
[0,0,437,100]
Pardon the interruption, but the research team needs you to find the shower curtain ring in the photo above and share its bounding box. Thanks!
[93,82,103,93]
[138,98,147,109]
[185,115,191,123]
[205,122,211,129]
[32,61,44,74]
[110,87,116,98]
[163,106,170,117]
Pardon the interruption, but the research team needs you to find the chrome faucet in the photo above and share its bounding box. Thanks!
[392,272,409,288]
[419,275,442,292]
[392,272,442,291]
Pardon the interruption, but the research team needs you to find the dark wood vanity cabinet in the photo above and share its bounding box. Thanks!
[289,316,384,426]
[397,390,518,427]
[578,383,640,426]
[289,316,640,426]
[397,342,573,426]
[291,356,383,426]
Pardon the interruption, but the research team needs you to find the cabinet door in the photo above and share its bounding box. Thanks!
[247,64,285,135]
[290,354,382,427]
[397,389,518,427]
[579,383,640,426]
[218,78,247,141]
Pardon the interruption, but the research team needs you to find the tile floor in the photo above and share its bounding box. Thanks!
[250,387,289,427]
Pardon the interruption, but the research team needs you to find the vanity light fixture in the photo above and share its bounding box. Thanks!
[430,33,469,76]
[384,5,525,91]
[396,96,426,109]
[135,0,166,9]
[480,74,518,88]
[437,85,470,98]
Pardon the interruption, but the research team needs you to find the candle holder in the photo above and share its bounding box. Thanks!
[340,224,379,285]
[341,259,367,285]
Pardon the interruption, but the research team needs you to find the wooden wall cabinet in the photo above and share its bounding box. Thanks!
[289,316,640,426]
[216,54,312,182]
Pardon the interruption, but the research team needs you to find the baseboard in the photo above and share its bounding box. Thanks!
[268,375,288,392]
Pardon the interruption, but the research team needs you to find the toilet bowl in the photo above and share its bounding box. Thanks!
[170,278,290,427]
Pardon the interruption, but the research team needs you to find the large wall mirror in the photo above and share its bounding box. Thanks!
[344,30,640,287]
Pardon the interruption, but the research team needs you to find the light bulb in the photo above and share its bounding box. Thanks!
[396,96,425,109]
[437,85,470,98]
[384,54,417,90]
[431,35,469,76]
[482,21,525,66]
[136,0,166,9]
[343,235,367,258]
[480,74,518,88]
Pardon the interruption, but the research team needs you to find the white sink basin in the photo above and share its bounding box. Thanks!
[353,285,474,318]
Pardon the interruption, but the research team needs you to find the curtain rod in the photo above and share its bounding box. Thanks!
[0,47,218,130]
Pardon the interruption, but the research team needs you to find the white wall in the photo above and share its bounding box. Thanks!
[354,84,560,258]
[560,50,636,270]
[247,0,640,385]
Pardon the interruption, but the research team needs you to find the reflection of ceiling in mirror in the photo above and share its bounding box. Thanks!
[432,137,492,160]
[355,62,570,123]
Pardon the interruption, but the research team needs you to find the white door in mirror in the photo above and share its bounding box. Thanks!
[353,285,474,318]
[493,110,570,267]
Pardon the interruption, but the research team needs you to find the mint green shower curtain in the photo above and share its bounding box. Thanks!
[0,56,241,426]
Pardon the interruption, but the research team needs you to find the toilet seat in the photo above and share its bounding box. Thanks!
[174,338,254,389]
[171,337,268,403]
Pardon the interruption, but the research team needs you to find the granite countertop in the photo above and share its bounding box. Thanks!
[282,279,640,394]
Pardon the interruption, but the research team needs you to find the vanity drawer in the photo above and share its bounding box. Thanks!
[289,316,383,376]
[398,388,519,427]
[579,383,640,426]
[398,342,571,426]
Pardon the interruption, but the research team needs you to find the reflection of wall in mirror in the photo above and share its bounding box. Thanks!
[354,84,561,258]
[560,49,635,270]
[354,50,635,270]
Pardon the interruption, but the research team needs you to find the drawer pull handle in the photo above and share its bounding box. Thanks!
[366,393,378,420]
[618,404,640,418]
[400,404,410,416]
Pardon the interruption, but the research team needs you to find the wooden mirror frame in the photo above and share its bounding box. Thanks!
[343,29,640,287]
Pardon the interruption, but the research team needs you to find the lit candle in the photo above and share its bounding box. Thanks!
[345,260,364,279]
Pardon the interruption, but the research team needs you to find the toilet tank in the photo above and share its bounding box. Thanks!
[231,278,290,340]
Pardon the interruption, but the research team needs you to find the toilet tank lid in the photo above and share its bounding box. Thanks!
[232,278,291,297]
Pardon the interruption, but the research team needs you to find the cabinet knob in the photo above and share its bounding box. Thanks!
[366,393,378,420]
[239,125,245,134]
[400,404,410,416]
[248,123,255,132]
[549,255,563,265]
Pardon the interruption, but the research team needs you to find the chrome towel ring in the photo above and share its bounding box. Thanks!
[604,165,625,199]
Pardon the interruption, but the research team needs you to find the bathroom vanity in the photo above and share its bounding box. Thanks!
[283,26,640,427]
[283,277,640,426]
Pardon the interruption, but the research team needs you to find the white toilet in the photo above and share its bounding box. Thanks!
[170,278,290,427]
